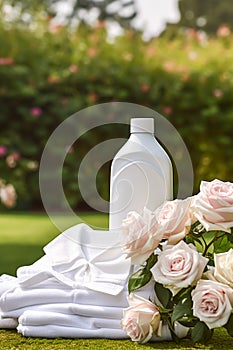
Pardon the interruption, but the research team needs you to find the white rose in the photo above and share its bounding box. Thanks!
[191,179,233,233]
[192,279,233,329]
[121,208,163,265]
[155,197,193,245]
[151,241,208,295]
[205,249,233,288]
[121,293,161,343]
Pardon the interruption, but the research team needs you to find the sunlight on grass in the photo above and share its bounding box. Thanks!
[0,211,108,275]
[0,212,109,244]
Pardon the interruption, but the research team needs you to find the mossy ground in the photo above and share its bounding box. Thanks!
[0,328,232,350]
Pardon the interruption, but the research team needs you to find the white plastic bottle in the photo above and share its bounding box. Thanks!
[109,117,173,230]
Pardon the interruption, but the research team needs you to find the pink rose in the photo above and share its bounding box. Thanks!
[191,179,233,232]
[155,197,193,245]
[121,293,160,343]
[205,249,233,288]
[0,183,17,208]
[121,208,163,265]
[192,279,233,329]
[151,241,208,295]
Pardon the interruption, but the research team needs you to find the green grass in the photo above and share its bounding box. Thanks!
[0,212,232,349]
[0,328,232,350]
[0,211,108,275]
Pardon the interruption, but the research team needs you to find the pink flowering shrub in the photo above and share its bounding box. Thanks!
[0,18,233,209]
[0,180,17,208]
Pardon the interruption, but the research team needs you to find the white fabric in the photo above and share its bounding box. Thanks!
[17,324,128,339]
[0,281,155,321]
[17,310,172,340]
[0,223,172,340]
[1,302,124,319]
[18,310,121,328]
[0,274,18,295]
[0,316,18,329]
[17,224,131,295]
[0,287,128,312]
[0,224,132,338]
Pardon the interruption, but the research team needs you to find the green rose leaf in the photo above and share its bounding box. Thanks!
[145,253,157,270]
[128,268,152,294]
[224,314,233,337]
[178,317,198,328]
[171,290,193,323]
[214,233,232,253]
[228,231,233,244]
[191,321,213,344]
[154,283,172,308]
[168,323,181,344]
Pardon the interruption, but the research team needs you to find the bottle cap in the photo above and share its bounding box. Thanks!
[130,118,154,134]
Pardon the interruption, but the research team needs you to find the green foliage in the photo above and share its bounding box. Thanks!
[185,221,233,264]
[128,253,157,293]
[224,314,233,337]
[191,321,213,345]
[154,283,172,309]
[171,288,194,325]
[0,18,233,210]
[128,268,152,294]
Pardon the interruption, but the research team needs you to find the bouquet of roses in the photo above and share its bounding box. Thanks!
[120,179,233,345]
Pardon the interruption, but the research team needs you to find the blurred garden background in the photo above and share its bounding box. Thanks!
[0,0,233,213]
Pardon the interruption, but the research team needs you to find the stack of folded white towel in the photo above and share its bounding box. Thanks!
[0,223,172,340]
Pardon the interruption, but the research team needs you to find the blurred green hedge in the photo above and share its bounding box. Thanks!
[0,19,232,210]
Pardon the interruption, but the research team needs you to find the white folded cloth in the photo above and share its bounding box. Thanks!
[17,324,128,339]
[18,310,121,328]
[0,223,172,341]
[0,286,129,312]
[0,316,18,329]
[1,302,124,319]
[0,274,18,295]
[17,310,173,340]
[17,224,131,296]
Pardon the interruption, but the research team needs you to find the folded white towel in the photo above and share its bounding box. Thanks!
[0,315,18,329]
[1,302,124,319]
[17,324,128,339]
[17,224,131,295]
[0,274,18,295]
[17,313,173,341]
[19,310,121,329]
[18,310,175,341]
[0,285,130,313]
[0,277,156,316]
